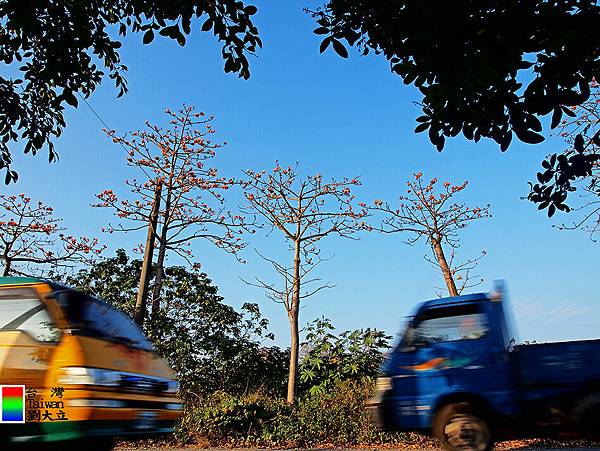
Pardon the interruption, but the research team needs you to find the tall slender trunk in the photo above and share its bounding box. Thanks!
[150,235,167,318]
[151,190,171,321]
[286,238,301,404]
[3,243,12,276]
[2,259,10,276]
[134,182,162,326]
[287,307,299,404]
[431,238,458,296]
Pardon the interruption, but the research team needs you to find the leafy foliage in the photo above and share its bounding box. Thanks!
[178,390,292,446]
[299,317,391,396]
[529,82,600,221]
[308,1,599,173]
[178,379,424,448]
[167,316,429,448]
[292,379,391,447]
[67,249,287,396]
[69,252,398,446]
[0,0,260,182]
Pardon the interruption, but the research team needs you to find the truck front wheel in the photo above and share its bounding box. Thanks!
[433,402,492,451]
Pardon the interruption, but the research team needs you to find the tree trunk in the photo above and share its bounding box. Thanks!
[286,239,302,404]
[150,237,167,319]
[286,306,299,404]
[3,244,12,276]
[134,182,162,326]
[431,239,459,297]
[150,191,171,321]
[2,259,10,276]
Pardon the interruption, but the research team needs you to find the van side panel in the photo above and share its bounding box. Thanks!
[0,280,181,444]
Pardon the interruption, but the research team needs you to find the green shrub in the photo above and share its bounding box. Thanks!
[68,252,289,396]
[299,317,392,396]
[294,378,376,446]
[177,378,420,448]
[176,390,292,446]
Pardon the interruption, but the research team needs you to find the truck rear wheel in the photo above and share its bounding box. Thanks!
[574,393,600,440]
[433,402,492,451]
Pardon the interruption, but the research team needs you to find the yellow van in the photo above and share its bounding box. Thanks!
[0,277,182,450]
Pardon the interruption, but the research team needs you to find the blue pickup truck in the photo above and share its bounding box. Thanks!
[370,285,600,451]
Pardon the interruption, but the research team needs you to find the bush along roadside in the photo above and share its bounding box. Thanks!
[174,317,401,447]
[74,259,400,447]
[175,378,428,448]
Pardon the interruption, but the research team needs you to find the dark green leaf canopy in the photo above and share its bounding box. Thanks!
[66,249,286,396]
[310,1,599,150]
[0,0,260,183]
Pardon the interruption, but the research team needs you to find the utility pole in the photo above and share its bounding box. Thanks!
[134,181,162,326]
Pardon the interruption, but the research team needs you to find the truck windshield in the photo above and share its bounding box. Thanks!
[404,304,488,347]
[54,289,154,352]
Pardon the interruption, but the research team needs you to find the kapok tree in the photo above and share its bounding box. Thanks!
[0,194,104,276]
[529,81,600,238]
[95,106,251,326]
[369,173,490,297]
[241,163,367,403]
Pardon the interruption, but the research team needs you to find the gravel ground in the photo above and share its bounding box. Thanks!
[116,437,600,450]
[116,448,600,451]
[116,441,600,451]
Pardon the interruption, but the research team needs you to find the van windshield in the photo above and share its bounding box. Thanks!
[54,289,154,352]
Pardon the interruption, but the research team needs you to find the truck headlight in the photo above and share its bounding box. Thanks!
[376,377,392,391]
[58,367,121,387]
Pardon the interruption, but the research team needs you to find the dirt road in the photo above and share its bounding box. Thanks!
[117,446,600,451]
[118,448,600,451]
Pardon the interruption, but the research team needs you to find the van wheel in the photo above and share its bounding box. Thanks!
[70,438,114,451]
[90,439,114,451]
[433,402,492,451]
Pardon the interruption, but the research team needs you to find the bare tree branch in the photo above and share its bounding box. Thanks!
[369,172,490,297]
[240,163,367,403]
[0,194,105,277]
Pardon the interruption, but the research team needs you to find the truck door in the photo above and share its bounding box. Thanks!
[405,302,519,419]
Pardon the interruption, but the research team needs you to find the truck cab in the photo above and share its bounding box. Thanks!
[371,286,600,451]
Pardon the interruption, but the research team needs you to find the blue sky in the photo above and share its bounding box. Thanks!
[4,1,599,346]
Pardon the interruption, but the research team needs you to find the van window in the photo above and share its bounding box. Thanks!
[55,289,154,352]
[408,304,488,345]
[0,288,60,342]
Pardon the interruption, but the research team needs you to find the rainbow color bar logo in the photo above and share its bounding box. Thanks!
[1,385,25,423]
